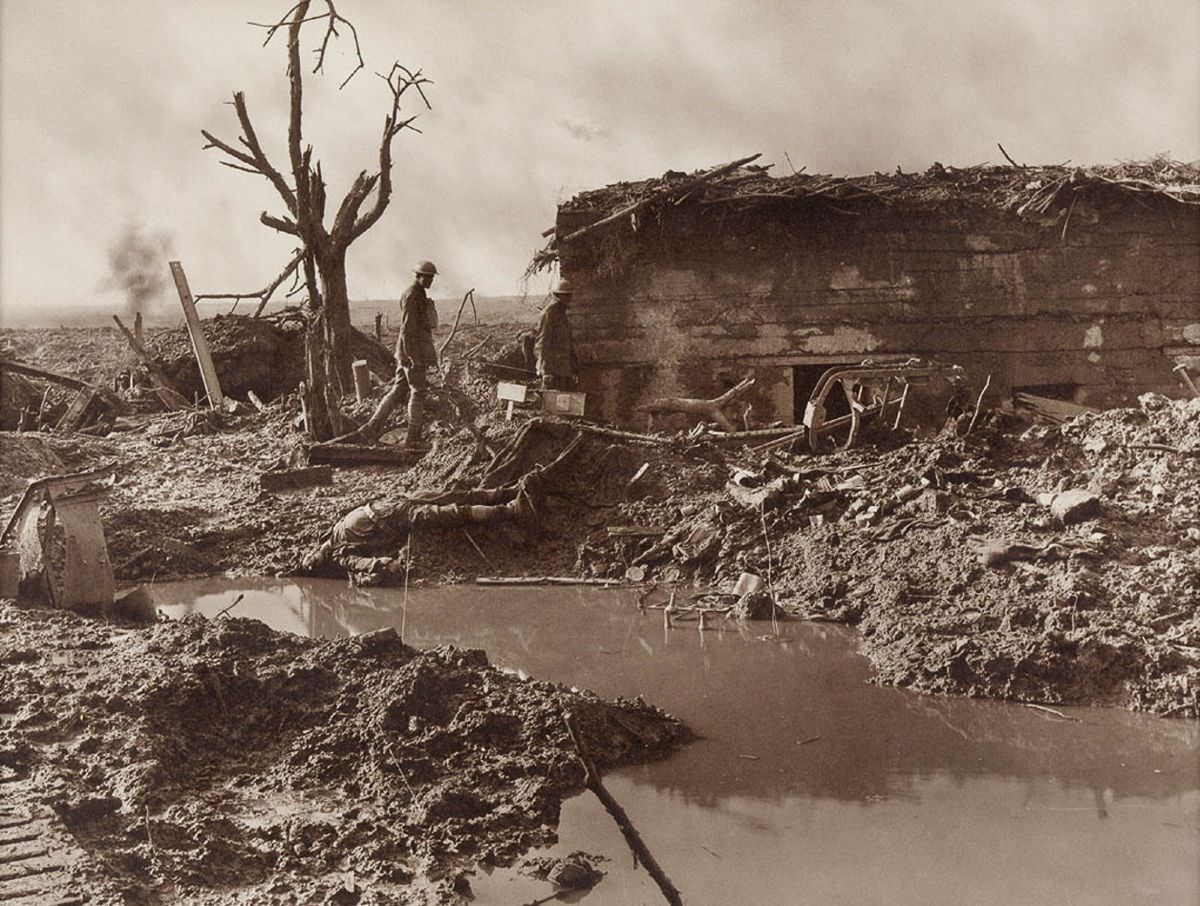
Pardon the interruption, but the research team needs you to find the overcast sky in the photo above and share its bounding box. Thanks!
[2,0,1198,322]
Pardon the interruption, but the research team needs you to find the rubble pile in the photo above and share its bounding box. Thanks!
[147,312,308,401]
[0,604,684,902]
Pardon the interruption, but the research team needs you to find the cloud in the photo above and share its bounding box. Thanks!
[557,117,611,142]
[1,0,1198,322]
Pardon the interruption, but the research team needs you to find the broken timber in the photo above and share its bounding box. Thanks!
[111,316,191,410]
[557,153,762,245]
[258,465,334,493]
[307,442,415,467]
[0,359,129,417]
[563,712,684,906]
[637,375,755,433]
[168,260,225,409]
[1013,392,1097,423]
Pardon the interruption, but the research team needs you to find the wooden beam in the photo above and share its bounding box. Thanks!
[110,316,191,410]
[258,465,334,493]
[307,442,415,466]
[0,359,129,416]
[168,260,225,409]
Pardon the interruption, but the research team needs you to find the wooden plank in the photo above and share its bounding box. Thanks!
[0,360,128,416]
[307,443,414,466]
[55,390,97,431]
[168,260,225,409]
[258,465,334,493]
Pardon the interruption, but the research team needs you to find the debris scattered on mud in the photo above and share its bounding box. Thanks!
[4,321,1199,724]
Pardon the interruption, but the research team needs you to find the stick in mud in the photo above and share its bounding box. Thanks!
[562,711,684,906]
[215,593,245,619]
[966,373,992,435]
[461,529,496,572]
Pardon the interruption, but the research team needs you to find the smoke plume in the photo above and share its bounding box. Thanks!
[102,224,174,317]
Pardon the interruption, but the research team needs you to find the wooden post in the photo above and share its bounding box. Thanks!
[298,380,309,432]
[373,312,383,342]
[168,261,225,409]
[133,311,144,346]
[352,359,371,402]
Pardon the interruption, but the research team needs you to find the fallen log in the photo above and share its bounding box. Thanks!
[637,375,755,433]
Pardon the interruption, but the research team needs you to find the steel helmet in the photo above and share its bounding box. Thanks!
[414,260,438,276]
[552,277,574,295]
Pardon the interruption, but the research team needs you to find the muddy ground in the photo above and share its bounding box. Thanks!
[2,321,1198,899]
[3,324,1198,722]
[0,603,683,903]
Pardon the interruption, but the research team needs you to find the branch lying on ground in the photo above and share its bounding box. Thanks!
[637,375,756,433]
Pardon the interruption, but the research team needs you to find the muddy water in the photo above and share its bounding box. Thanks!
[154,578,1199,905]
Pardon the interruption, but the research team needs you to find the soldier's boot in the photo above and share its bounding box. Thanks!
[405,393,426,449]
[506,475,545,530]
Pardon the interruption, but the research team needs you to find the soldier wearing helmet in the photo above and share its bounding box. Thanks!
[535,277,578,390]
[397,260,439,447]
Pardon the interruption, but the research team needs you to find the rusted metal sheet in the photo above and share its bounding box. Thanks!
[1,466,115,609]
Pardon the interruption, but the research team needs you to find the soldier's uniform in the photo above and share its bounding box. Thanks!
[396,261,440,447]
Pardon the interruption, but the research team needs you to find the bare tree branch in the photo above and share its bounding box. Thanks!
[347,63,433,243]
[233,93,298,213]
[261,211,301,235]
[218,159,266,176]
[193,248,305,316]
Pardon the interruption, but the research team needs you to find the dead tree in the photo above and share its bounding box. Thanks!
[636,375,756,432]
[202,1,431,439]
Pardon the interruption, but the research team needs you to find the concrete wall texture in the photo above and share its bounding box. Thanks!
[556,203,1200,427]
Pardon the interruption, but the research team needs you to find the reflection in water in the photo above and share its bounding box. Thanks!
[154,578,1200,906]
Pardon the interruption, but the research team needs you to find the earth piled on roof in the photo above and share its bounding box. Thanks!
[562,155,1200,219]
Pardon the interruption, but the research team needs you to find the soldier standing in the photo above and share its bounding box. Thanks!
[397,260,439,448]
[535,278,578,390]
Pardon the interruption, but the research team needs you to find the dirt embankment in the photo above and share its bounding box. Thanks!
[0,604,685,903]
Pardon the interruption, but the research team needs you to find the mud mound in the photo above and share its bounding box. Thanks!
[148,313,307,401]
[0,434,65,497]
[0,604,685,902]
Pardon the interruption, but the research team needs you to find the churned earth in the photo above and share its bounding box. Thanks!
[0,603,685,904]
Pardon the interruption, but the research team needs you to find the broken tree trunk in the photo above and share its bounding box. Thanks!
[636,375,756,433]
